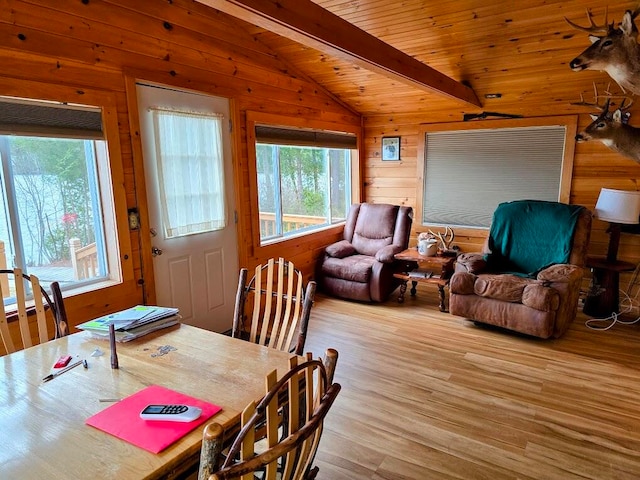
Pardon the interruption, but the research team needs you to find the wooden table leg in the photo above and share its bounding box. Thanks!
[438,285,447,312]
[583,267,620,317]
[397,281,407,303]
[410,280,417,297]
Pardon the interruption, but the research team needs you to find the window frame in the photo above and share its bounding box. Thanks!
[246,111,361,250]
[0,77,134,298]
[0,135,109,288]
[416,115,578,233]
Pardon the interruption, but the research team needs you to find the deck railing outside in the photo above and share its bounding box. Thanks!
[259,212,327,238]
[69,238,98,280]
[0,238,97,296]
[2,213,333,288]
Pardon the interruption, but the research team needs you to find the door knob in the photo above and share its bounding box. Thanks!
[151,246,163,257]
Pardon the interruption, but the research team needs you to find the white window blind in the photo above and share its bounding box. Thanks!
[423,126,565,228]
[151,108,226,238]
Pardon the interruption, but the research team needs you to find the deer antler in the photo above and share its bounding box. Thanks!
[602,82,635,110]
[572,82,634,113]
[442,226,454,250]
[572,83,611,111]
[618,96,634,113]
[565,7,612,36]
[427,227,455,251]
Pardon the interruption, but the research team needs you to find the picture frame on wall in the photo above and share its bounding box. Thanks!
[381,136,401,161]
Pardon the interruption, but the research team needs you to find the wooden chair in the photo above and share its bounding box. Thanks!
[0,268,68,354]
[198,349,341,480]
[233,258,316,356]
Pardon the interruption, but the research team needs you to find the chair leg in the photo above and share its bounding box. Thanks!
[323,348,339,385]
[50,281,68,338]
[232,269,249,339]
[305,466,319,479]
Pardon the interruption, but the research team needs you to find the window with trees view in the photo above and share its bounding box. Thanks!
[254,125,355,243]
[0,97,112,295]
[0,135,107,293]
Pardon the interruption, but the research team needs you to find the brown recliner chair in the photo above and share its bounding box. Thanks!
[449,200,592,339]
[319,203,413,302]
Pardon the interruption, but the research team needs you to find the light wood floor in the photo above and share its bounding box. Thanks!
[304,289,640,480]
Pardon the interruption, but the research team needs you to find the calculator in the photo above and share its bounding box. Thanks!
[139,404,202,422]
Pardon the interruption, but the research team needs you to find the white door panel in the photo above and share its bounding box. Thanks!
[204,248,225,310]
[167,255,194,320]
[137,83,238,332]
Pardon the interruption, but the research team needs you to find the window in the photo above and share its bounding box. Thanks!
[417,116,577,229]
[149,108,226,238]
[250,120,357,244]
[0,96,120,294]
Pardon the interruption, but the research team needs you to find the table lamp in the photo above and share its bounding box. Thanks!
[594,188,640,262]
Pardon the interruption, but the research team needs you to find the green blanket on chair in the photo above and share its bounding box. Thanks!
[484,200,583,277]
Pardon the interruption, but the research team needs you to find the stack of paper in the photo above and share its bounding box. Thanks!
[76,305,181,342]
[408,269,433,279]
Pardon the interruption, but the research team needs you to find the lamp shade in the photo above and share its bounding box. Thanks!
[594,188,640,225]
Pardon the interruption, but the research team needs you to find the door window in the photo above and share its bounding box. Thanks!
[149,108,226,239]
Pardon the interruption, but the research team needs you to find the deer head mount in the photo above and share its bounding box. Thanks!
[573,84,640,164]
[566,7,640,95]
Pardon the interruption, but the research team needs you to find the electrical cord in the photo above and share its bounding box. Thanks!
[585,263,640,331]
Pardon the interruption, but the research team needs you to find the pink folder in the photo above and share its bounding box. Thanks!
[86,384,222,453]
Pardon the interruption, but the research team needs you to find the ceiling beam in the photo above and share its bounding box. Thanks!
[195,0,482,108]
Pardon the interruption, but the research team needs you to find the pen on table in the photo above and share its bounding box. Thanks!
[42,358,84,383]
[99,398,122,403]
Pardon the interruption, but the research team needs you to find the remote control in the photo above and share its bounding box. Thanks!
[139,404,202,422]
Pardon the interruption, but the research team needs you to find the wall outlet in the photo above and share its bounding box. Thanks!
[128,208,140,230]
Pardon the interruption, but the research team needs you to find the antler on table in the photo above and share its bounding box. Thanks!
[427,227,455,251]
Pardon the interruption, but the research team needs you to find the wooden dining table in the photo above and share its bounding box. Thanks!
[0,323,298,479]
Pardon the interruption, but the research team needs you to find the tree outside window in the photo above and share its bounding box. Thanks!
[256,144,350,242]
[0,135,105,289]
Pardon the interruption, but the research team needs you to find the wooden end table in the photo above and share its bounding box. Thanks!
[583,256,636,317]
[393,248,456,312]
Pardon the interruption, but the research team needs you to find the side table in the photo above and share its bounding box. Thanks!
[393,248,456,312]
[583,256,636,318]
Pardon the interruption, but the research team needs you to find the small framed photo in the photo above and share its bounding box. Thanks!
[381,136,400,161]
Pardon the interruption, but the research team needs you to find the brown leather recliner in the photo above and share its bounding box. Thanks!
[318,203,413,302]
[449,200,592,339]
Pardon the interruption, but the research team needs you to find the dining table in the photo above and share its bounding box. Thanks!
[0,322,298,479]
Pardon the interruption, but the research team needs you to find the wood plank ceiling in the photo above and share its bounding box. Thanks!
[224,0,637,119]
[196,0,481,107]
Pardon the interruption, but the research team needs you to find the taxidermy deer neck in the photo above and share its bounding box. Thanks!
[566,8,640,95]
[575,97,640,163]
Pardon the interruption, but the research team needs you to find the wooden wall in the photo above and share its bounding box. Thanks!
[255,0,640,290]
[0,0,360,331]
[1,0,639,340]
[364,111,640,289]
